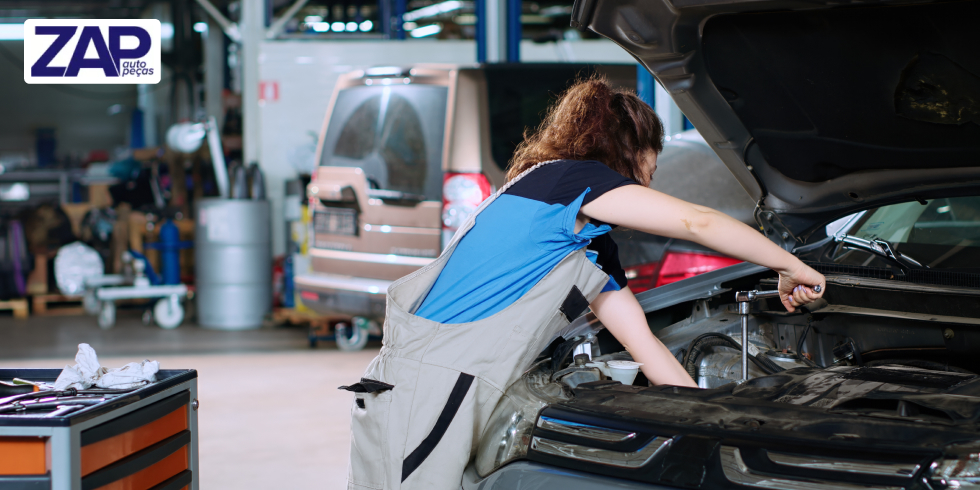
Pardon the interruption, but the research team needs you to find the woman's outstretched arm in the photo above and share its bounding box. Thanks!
[582,185,825,311]
[590,287,697,387]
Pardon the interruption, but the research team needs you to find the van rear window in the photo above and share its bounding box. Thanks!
[321,84,448,201]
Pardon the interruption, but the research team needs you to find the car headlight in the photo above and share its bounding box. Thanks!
[474,366,565,477]
[931,443,980,489]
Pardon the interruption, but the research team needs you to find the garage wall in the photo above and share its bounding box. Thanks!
[0,41,137,164]
[257,39,635,256]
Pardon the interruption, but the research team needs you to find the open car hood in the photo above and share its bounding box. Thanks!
[571,0,980,240]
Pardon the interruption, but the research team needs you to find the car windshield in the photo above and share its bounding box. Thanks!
[320,84,448,200]
[816,196,980,272]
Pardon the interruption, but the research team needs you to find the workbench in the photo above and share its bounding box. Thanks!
[0,369,198,490]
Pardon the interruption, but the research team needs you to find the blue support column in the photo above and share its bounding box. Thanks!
[394,0,406,39]
[476,0,487,62]
[505,0,521,62]
[636,64,655,108]
[379,0,392,38]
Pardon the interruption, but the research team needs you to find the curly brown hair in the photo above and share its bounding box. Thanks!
[506,76,665,183]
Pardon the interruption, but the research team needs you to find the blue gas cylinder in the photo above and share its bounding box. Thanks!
[159,220,181,285]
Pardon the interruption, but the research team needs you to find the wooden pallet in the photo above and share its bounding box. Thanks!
[31,294,84,316]
[0,298,28,319]
[272,308,346,329]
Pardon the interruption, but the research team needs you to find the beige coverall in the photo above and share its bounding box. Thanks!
[344,161,611,489]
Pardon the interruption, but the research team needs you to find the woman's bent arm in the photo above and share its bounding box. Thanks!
[590,287,698,387]
[582,185,825,311]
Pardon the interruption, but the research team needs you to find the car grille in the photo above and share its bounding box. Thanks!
[721,447,907,490]
[765,450,920,477]
[527,408,927,489]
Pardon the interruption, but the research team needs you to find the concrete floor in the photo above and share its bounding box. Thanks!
[0,310,379,489]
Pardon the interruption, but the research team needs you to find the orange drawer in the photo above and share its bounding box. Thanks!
[81,405,187,476]
[0,436,47,475]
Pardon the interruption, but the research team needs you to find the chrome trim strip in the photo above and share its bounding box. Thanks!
[362,223,441,236]
[721,447,904,490]
[536,416,636,443]
[295,273,392,295]
[530,436,669,468]
[768,451,920,477]
[310,248,435,267]
[97,284,187,300]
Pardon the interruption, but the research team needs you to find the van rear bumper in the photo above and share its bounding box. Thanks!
[295,273,392,319]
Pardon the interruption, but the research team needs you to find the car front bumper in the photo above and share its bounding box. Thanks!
[462,461,676,490]
[294,272,390,319]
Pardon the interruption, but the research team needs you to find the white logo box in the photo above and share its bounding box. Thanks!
[24,19,161,84]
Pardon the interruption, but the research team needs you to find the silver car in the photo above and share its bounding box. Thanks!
[464,0,980,487]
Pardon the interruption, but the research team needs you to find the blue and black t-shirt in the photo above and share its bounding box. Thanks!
[416,160,637,324]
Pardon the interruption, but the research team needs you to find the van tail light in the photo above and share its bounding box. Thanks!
[625,251,742,293]
[442,172,492,248]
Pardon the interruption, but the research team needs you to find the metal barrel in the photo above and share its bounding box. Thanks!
[195,199,272,329]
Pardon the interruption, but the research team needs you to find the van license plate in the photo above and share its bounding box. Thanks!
[314,207,358,236]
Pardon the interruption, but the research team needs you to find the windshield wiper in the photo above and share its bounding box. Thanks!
[833,235,925,273]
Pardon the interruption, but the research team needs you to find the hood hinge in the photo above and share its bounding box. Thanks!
[755,204,797,252]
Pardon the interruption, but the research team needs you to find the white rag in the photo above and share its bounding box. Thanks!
[53,343,160,390]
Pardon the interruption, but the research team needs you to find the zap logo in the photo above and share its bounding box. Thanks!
[24,19,161,84]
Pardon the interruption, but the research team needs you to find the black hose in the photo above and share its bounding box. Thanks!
[682,333,785,381]
[796,321,821,368]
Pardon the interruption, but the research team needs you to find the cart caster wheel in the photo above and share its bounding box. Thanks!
[98,302,116,329]
[154,296,184,329]
[83,290,101,315]
[336,318,369,351]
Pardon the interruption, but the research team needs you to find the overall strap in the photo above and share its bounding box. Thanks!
[441,159,562,252]
[386,159,566,310]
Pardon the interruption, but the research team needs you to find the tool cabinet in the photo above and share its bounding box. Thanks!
[0,369,198,490]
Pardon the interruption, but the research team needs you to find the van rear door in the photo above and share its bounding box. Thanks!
[310,82,448,281]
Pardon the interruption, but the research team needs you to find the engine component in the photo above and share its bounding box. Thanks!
[736,287,822,381]
[833,338,863,365]
[683,333,784,381]
[551,334,597,374]
[765,350,809,371]
[554,354,602,388]
[696,350,768,388]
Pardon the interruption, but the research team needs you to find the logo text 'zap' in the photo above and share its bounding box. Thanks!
[24,19,161,84]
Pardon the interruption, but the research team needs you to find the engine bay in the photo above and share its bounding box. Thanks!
[546,271,980,424]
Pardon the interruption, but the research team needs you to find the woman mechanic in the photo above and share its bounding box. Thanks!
[344,77,826,490]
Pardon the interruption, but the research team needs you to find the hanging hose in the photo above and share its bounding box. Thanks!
[796,319,821,368]
[682,333,785,382]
